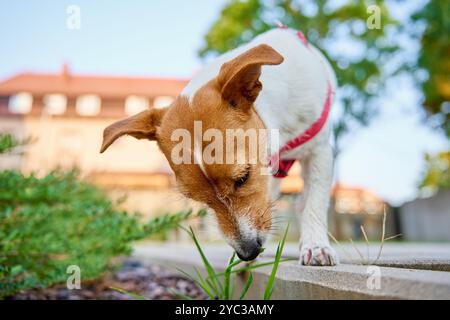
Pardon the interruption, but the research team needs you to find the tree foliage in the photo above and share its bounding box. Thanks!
[412,0,450,137]
[410,0,450,190]
[420,151,450,193]
[199,0,399,153]
[0,170,144,297]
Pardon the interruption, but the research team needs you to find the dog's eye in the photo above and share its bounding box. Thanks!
[234,170,250,189]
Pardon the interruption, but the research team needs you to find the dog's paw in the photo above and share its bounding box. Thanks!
[299,244,338,266]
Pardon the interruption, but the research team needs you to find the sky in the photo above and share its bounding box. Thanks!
[0,0,448,205]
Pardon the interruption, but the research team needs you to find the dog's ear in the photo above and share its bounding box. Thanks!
[217,44,283,112]
[100,108,167,153]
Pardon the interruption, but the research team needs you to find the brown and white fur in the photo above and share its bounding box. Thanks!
[100,28,338,265]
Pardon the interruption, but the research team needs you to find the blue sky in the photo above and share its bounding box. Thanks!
[0,0,448,205]
[0,0,224,78]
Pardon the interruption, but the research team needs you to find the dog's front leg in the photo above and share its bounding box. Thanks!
[297,143,338,266]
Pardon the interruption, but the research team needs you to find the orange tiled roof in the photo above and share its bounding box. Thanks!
[0,68,189,99]
[332,182,383,201]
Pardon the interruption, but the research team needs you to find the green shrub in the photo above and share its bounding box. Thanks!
[0,133,207,297]
[0,170,145,297]
[0,133,29,154]
[0,168,207,297]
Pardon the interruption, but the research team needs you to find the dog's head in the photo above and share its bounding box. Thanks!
[100,44,284,261]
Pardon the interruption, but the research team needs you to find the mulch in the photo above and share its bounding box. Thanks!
[10,260,207,300]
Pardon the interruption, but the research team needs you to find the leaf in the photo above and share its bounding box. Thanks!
[109,286,147,300]
[185,226,222,298]
[263,223,289,300]
[168,288,194,300]
[239,272,253,300]
[223,252,236,299]
[213,258,295,277]
[10,265,24,276]
[175,267,215,299]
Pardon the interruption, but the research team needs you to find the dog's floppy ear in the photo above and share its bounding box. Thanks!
[100,108,167,153]
[217,44,283,112]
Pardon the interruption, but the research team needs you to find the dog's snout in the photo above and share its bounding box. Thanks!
[236,238,263,261]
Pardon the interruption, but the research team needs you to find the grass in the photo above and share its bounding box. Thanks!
[319,206,402,265]
[112,205,401,300]
[110,286,147,300]
[178,224,292,300]
[110,223,292,300]
[263,224,289,300]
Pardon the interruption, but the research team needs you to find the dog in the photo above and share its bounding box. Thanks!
[100,28,338,266]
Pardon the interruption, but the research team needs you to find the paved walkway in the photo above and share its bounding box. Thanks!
[133,242,450,299]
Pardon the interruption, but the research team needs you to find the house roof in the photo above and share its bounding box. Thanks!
[0,66,189,99]
[332,182,383,202]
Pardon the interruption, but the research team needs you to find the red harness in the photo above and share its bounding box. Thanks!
[269,26,334,178]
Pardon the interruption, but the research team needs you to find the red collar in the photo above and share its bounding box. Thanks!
[269,26,334,178]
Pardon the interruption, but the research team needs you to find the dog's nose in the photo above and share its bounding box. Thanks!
[236,238,263,261]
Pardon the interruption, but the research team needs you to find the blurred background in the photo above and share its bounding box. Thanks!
[0,0,449,243]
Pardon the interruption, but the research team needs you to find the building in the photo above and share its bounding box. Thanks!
[330,183,391,241]
[400,190,450,241]
[0,65,194,217]
[0,65,307,216]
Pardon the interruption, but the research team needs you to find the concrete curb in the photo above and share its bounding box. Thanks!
[132,243,450,300]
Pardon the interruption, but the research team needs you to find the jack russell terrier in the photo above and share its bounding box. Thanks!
[100,28,338,266]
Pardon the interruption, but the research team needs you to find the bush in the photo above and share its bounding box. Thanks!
[0,133,207,297]
[0,133,29,154]
[0,170,145,297]
[0,169,208,297]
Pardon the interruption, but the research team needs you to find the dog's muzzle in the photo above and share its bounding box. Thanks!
[235,237,264,261]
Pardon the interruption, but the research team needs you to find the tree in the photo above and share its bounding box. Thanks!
[199,0,399,155]
[411,0,450,191]
[420,151,450,193]
[411,0,450,138]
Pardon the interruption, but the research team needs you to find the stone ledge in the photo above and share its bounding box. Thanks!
[132,243,450,300]
[281,242,450,272]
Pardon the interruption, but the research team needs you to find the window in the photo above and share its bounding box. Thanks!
[8,92,33,114]
[153,96,174,109]
[43,94,67,115]
[125,95,149,116]
[76,94,101,116]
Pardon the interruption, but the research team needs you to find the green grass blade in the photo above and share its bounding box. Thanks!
[214,258,296,276]
[188,226,217,279]
[177,268,209,297]
[239,272,253,300]
[184,226,222,298]
[263,245,280,300]
[228,257,244,269]
[205,277,221,299]
[263,223,289,300]
[193,267,216,299]
[175,267,215,299]
[223,252,236,299]
[109,286,147,300]
[168,288,194,300]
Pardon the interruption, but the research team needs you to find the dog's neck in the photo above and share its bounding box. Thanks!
[182,28,335,162]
